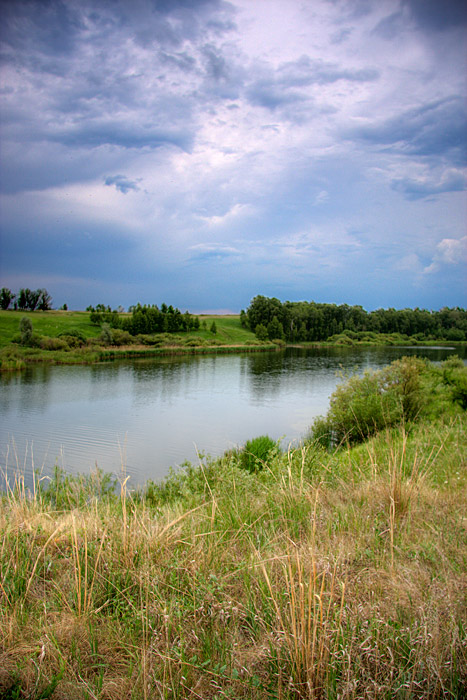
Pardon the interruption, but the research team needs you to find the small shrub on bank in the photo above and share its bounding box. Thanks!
[442,357,467,408]
[240,434,278,472]
[110,328,135,346]
[39,336,70,351]
[19,316,33,345]
[309,357,427,448]
[58,328,86,344]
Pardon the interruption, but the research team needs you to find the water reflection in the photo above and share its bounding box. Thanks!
[1,345,464,488]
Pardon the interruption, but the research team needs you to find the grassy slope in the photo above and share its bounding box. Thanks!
[0,411,466,698]
[1,312,465,371]
[0,310,102,347]
[0,311,254,346]
[0,311,270,369]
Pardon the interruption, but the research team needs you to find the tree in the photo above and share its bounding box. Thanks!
[0,288,15,310]
[37,289,52,311]
[267,316,284,340]
[90,312,103,325]
[26,289,41,311]
[19,316,33,345]
[210,321,217,334]
[17,288,28,310]
[255,323,268,341]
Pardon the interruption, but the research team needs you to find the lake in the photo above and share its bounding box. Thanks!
[0,345,463,488]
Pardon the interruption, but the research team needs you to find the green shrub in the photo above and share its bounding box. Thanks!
[110,328,134,346]
[442,358,467,409]
[309,357,426,449]
[56,334,84,348]
[240,435,277,473]
[19,316,33,345]
[99,323,113,346]
[58,328,86,343]
[40,336,70,351]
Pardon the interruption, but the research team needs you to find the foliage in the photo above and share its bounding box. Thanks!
[19,316,33,346]
[1,288,15,310]
[15,288,52,311]
[442,356,467,408]
[267,315,284,340]
[309,357,431,448]
[99,322,113,345]
[209,320,217,334]
[0,410,465,698]
[240,434,277,472]
[255,323,268,341]
[246,295,467,342]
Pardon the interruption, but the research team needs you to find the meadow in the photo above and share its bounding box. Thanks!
[0,311,276,370]
[1,310,464,372]
[0,357,466,698]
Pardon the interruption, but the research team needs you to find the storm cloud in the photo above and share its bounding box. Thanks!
[0,0,465,311]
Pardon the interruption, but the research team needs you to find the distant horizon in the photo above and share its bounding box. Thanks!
[2,293,465,316]
[1,0,465,312]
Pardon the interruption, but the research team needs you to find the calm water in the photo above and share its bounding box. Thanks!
[0,346,463,487]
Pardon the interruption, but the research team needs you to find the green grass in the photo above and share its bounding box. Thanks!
[0,361,466,698]
[0,311,273,369]
[0,310,101,347]
[0,311,255,348]
[1,310,465,371]
[0,415,465,698]
[197,314,258,344]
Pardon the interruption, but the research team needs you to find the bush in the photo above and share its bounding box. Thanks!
[442,358,467,409]
[110,329,135,346]
[40,336,70,351]
[240,435,277,473]
[446,328,465,341]
[309,357,426,449]
[58,329,86,343]
[19,316,33,345]
[99,323,113,346]
[57,334,84,348]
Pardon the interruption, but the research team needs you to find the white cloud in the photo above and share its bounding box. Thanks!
[423,236,467,274]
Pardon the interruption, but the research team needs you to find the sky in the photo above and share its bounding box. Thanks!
[0,0,466,313]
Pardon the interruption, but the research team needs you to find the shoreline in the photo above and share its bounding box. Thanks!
[1,338,465,371]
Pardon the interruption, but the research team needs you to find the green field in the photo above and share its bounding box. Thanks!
[1,310,465,371]
[0,310,102,347]
[0,311,270,369]
[0,310,255,346]
[1,358,466,698]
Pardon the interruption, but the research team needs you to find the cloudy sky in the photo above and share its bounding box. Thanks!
[0,0,465,312]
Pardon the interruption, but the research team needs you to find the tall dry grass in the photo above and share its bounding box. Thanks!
[0,413,466,698]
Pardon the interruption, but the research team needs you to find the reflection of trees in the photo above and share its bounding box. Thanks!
[130,355,209,406]
[242,346,465,404]
[0,365,53,415]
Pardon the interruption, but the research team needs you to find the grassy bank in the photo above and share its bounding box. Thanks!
[1,359,466,698]
[0,311,276,370]
[2,310,465,371]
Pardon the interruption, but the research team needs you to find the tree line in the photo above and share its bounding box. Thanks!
[242,295,467,342]
[89,303,200,335]
[1,287,52,311]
